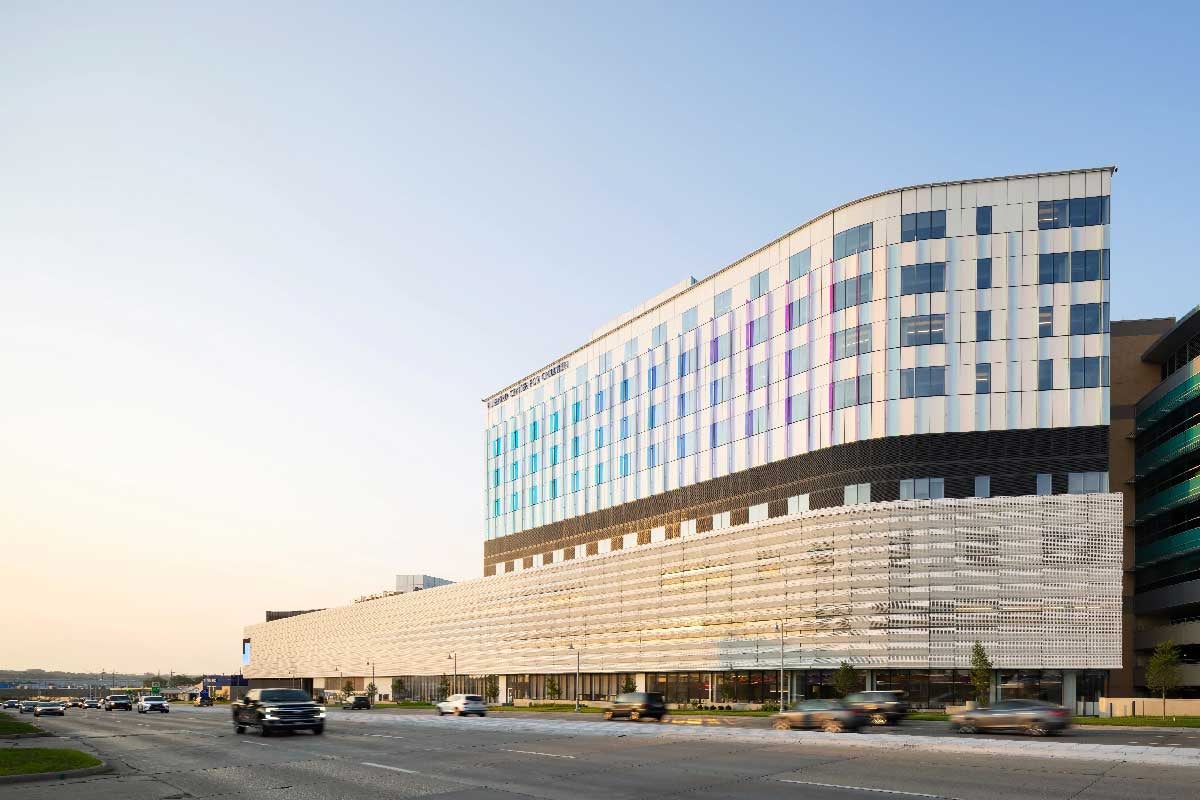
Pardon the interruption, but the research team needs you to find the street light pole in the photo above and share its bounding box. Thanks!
[568,645,580,712]
[369,662,375,701]
[448,653,456,696]
[775,620,785,710]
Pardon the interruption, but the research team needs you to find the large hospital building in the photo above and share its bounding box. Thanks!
[245,167,1133,711]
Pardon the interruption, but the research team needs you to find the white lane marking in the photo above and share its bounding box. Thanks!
[241,740,271,747]
[363,733,405,739]
[499,749,576,759]
[779,780,948,799]
[362,761,418,774]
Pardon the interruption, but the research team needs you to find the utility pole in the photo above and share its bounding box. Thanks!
[568,644,580,712]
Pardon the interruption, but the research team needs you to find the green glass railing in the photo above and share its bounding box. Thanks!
[1137,369,1200,433]
[1136,475,1200,523]
[1137,423,1200,478]
[1137,527,1200,567]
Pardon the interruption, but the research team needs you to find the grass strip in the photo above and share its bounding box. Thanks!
[1075,716,1200,728]
[0,749,101,777]
[0,718,43,735]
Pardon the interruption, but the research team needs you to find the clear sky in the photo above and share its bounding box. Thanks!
[2,2,1197,673]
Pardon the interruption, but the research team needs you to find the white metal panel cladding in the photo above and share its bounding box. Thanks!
[245,493,1121,678]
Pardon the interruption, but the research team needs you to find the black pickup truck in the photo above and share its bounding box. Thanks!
[232,688,325,736]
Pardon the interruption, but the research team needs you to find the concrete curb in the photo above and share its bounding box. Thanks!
[0,762,111,785]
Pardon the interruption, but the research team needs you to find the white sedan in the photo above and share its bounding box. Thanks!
[136,695,170,713]
[436,694,487,716]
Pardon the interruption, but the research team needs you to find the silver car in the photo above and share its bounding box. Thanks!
[436,694,487,716]
[950,699,1071,736]
[33,702,66,717]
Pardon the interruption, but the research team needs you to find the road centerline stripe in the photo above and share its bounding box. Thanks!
[779,779,950,799]
[362,761,418,773]
[500,749,576,759]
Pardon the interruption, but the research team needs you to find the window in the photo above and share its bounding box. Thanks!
[652,323,667,347]
[709,376,732,405]
[899,477,944,500]
[571,471,580,492]
[976,205,992,236]
[834,222,874,259]
[571,436,580,458]
[646,443,660,468]
[900,211,947,242]
[1036,473,1052,495]
[511,430,520,449]
[1070,303,1109,335]
[1039,306,1054,337]
[492,437,502,457]
[833,375,872,409]
[678,389,698,416]
[493,498,501,517]
[900,315,945,347]
[900,262,946,295]
[977,258,992,290]
[511,491,520,511]
[747,406,768,435]
[595,390,605,412]
[787,296,811,330]
[619,416,630,440]
[976,310,991,341]
[976,363,991,394]
[1068,471,1108,494]
[529,453,539,473]
[594,463,604,484]
[713,289,732,317]
[833,324,873,359]
[1038,252,1070,284]
[572,401,581,423]
[748,360,769,390]
[787,391,809,422]
[678,348,697,377]
[682,306,698,332]
[844,482,871,505]
[594,428,604,448]
[550,444,559,465]
[510,461,519,481]
[1038,196,1109,230]
[789,248,811,280]
[786,343,810,376]
[1070,356,1109,388]
[648,402,664,428]
[549,411,560,432]
[832,272,873,311]
[623,337,638,361]
[677,430,697,458]
[529,420,539,441]
[749,268,771,299]
[529,485,538,505]
[493,467,500,487]
[974,475,991,498]
[1070,249,1111,282]
[647,364,659,389]
[1038,359,1054,391]
[550,478,559,499]
[619,453,630,477]
[900,366,946,398]
[710,331,732,363]
[749,315,769,346]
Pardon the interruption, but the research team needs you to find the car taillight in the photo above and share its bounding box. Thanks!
[1050,709,1068,716]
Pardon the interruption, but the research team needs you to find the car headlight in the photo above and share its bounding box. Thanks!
[264,707,279,714]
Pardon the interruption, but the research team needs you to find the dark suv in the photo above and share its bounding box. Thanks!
[603,692,666,721]
[342,695,372,710]
[844,691,908,725]
[103,694,133,711]
[233,688,326,736]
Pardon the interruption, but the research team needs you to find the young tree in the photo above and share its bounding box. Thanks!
[545,676,561,700]
[717,677,734,702]
[366,682,378,702]
[1145,639,1182,718]
[832,661,858,698]
[621,675,637,694]
[341,680,354,698]
[391,677,406,701]
[970,641,994,705]
[437,675,450,700]
[484,674,500,704]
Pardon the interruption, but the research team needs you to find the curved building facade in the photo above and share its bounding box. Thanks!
[246,169,1121,710]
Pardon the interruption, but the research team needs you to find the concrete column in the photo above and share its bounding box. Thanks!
[497,676,509,705]
[635,673,647,692]
[1062,670,1077,711]
[990,671,1001,704]
[864,670,874,691]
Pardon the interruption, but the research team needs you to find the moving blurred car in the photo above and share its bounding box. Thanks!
[844,691,908,725]
[2,700,19,709]
[436,694,487,717]
[33,702,66,717]
[602,692,666,721]
[233,688,325,736]
[66,699,84,708]
[83,699,101,709]
[18,701,37,714]
[773,699,866,733]
[104,694,133,711]
[949,699,1071,736]
[342,695,372,710]
[137,695,170,713]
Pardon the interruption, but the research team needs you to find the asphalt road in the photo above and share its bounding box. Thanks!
[5,706,1200,800]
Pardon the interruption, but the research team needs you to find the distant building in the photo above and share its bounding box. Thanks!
[265,609,324,623]
[395,574,453,593]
